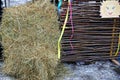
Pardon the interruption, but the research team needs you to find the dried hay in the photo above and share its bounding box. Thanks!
[0,0,59,80]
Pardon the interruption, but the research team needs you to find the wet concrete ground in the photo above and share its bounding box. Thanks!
[56,61,120,80]
[0,61,120,80]
[0,62,14,80]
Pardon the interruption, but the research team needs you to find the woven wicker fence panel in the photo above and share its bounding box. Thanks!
[60,0,120,62]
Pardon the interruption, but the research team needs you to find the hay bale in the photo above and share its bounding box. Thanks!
[0,0,59,80]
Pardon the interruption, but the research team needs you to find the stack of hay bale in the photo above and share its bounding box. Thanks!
[0,0,3,59]
[0,0,59,80]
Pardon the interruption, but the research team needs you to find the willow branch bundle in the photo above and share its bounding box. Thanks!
[60,0,120,62]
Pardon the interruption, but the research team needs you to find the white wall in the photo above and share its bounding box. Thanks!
[2,0,32,7]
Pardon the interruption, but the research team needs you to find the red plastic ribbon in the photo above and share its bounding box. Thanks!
[69,0,74,51]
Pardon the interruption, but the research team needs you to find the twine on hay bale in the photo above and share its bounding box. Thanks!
[0,0,59,80]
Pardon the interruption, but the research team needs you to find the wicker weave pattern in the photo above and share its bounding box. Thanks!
[60,0,120,62]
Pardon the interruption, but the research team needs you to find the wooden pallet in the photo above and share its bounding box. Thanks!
[59,0,120,62]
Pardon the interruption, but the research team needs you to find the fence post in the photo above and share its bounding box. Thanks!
[4,0,7,7]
